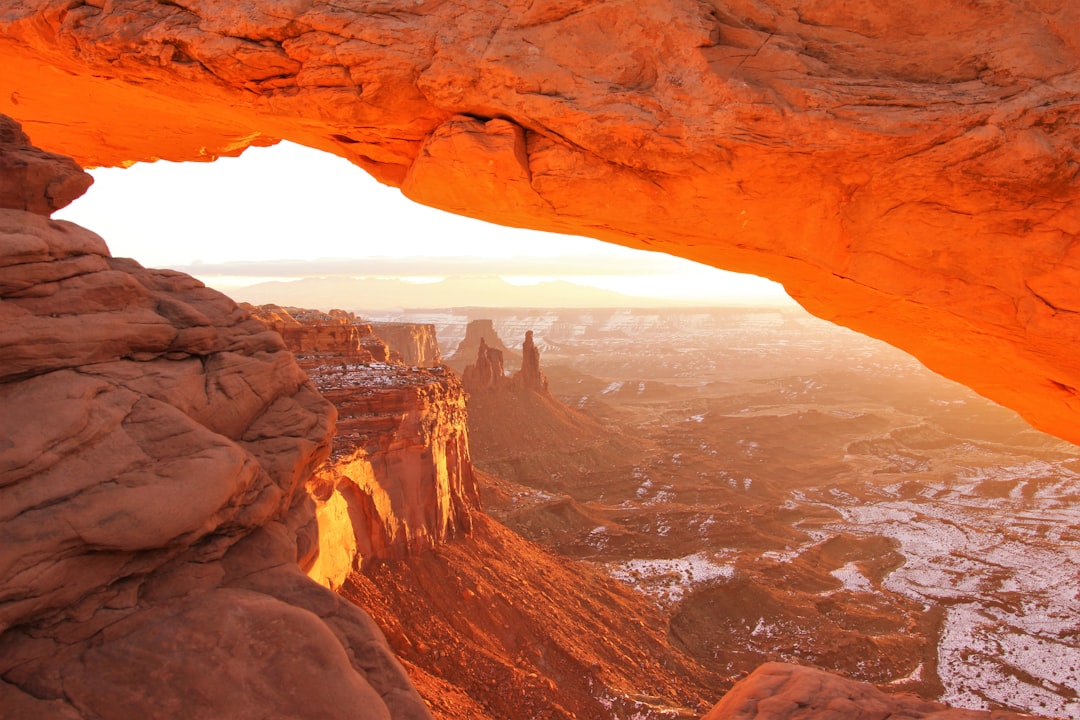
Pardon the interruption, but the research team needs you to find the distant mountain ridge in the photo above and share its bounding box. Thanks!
[207,274,723,310]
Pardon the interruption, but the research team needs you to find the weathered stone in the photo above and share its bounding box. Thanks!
[0,115,90,215]
[3,0,1079,443]
[371,322,442,368]
[703,663,1027,720]
[0,127,431,719]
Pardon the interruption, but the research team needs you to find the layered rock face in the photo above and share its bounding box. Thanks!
[251,304,394,362]
[703,663,1021,720]
[0,119,430,720]
[251,306,480,588]
[305,362,481,587]
[372,322,442,368]
[2,0,1080,443]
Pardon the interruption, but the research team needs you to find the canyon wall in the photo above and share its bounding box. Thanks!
[307,364,481,587]
[0,118,431,720]
[372,322,443,368]
[251,304,394,362]
[250,305,480,588]
[2,0,1079,443]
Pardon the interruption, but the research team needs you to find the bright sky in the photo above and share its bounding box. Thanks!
[55,141,794,306]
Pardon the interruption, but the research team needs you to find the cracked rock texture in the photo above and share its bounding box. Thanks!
[2,0,1079,442]
[0,116,431,720]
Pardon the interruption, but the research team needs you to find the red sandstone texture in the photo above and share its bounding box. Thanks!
[0,120,430,720]
[372,322,443,368]
[249,304,480,588]
[250,303,395,362]
[1,0,1079,443]
[703,663,1025,720]
[305,362,481,587]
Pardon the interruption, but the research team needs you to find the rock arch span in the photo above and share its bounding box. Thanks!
[2,0,1079,442]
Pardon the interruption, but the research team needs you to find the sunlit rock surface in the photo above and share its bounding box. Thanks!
[0,120,430,719]
[703,662,1024,720]
[2,0,1080,442]
[252,306,481,587]
[372,322,443,368]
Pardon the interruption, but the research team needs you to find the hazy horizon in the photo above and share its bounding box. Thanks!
[54,141,797,309]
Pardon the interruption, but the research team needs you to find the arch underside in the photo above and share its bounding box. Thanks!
[3,0,1079,443]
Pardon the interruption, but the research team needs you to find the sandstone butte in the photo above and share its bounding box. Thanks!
[0,120,1045,719]
[1,0,1079,444]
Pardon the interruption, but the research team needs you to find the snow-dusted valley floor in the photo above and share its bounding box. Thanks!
[810,462,1080,716]
[380,306,1080,717]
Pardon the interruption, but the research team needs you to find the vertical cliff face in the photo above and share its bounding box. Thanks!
[314,365,479,565]
[0,118,431,719]
[250,304,394,362]
[372,322,443,367]
[256,307,481,588]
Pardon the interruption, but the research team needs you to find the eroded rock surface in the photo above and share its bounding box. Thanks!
[0,122,430,720]
[703,663,1027,720]
[371,322,443,368]
[254,306,480,587]
[2,0,1080,442]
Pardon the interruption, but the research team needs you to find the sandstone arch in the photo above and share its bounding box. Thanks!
[2,0,1079,443]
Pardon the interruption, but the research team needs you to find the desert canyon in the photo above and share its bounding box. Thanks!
[2,0,1080,718]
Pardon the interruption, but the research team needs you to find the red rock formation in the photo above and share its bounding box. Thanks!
[0,115,90,215]
[245,304,479,587]
[249,304,394,362]
[372,322,443,367]
[461,337,507,392]
[703,663,1028,720]
[514,329,548,392]
[449,319,519,372]
[4,1,1080,444]
[285,357,479,588]
[460,326,547,394]
[0,122,430,719]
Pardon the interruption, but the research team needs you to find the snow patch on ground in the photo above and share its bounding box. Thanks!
[830,562,873,593]
[605,552,735,605]
[601,381,624,396]
[794,457,1080,716]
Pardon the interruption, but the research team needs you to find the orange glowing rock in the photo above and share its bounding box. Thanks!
[2,0,1079,448]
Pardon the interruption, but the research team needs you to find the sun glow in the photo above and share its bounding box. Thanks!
[56,141,794,308]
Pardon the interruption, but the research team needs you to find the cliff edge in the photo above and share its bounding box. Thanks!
[0,117,430,720]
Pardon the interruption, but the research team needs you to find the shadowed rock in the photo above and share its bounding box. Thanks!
[0,124,430,720]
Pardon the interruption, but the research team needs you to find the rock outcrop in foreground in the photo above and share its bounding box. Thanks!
[0,117,430,720]
[703,663,1022,720]
[2,0,1080,443]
